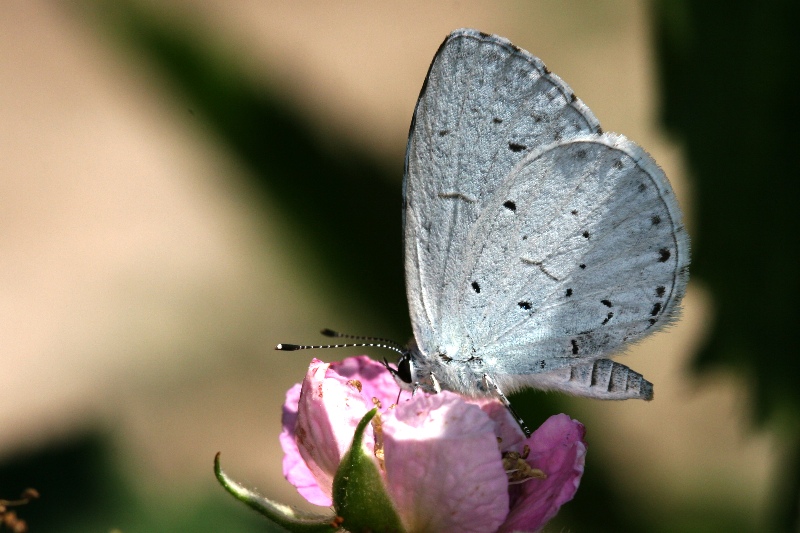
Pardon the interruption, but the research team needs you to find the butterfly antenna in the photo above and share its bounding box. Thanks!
[320,328,406,351]
[275,329,406,357]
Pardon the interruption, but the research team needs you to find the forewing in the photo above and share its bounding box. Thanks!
[460,134,689,375]
[404,29,600,356]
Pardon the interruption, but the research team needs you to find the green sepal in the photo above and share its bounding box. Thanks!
[214,453,338,532]
[331,408,405,533]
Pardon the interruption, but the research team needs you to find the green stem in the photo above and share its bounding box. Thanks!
[214,453,338,533]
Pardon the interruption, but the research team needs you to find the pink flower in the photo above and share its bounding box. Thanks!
[280,356,587,533]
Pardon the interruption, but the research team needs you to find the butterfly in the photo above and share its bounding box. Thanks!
[280,29,689,435]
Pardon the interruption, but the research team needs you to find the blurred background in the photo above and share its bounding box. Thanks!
[1,1,797,531]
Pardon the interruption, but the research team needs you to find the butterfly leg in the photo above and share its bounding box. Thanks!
[429,372,442,393]
[483,374,531,437]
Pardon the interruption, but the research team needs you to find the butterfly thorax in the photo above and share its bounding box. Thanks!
[399,339,494,398]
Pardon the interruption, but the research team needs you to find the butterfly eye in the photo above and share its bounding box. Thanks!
[395,355,414,384]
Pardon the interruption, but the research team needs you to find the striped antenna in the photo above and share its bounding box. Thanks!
[275,328,406,357]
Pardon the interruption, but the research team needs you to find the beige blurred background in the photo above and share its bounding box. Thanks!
[0,0,776,528]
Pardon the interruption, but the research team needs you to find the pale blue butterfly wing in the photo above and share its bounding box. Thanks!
[404,29,601,355]
[403,29,689,399]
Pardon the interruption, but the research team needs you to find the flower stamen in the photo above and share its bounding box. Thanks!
[503,445,546,484]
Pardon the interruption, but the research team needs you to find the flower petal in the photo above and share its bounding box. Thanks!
[279,383,331,506]
[294,359,376,504]
[383,391,509,533]
[468,397,527,452]
[499,414,587,533]
[328,355,399,410]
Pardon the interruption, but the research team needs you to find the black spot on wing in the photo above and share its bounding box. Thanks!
[493,117,503,124]
[651,302,662,316]
[601,299,612,307]
[518,301,532,310]
[566,288,573,297]
[656,286,666,297]
[471,281,481,293]
[503,200,517,212]
[571,339,579,355]
[658,248,671,262]
[582,231,590,239]
[438,129,449,136]
[651,215,661,226]
[601,312,614,325]
[579,263,586,269]
[508,142,527,152]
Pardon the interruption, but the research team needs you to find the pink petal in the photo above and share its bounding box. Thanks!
[468,397,527,452]
[279,383,331,506]
[293,359,376,503]
[328,355,399,410]
[383,392,510,533]
[499,414,587,533]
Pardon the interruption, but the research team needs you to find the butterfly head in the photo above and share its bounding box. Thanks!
[384,341,442,395]
[383,353,416,391]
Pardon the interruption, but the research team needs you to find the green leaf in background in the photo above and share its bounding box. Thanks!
[653,1,800,530]
[85,0,409,340]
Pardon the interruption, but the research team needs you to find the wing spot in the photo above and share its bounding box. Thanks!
[582,231,590,239]
[638,183,647,192]
[613,160,624,169]
[601,299,612,307]
[518,301,532,311]
[493,117,503,124]
[602,312,614,325]
[575,149,587,159]
[438,129,449,136]
[503,200,517,212]
[571,339,579,355]
[566,288,573,297]
[651,215,662,225]
[658,248,671,262]
[508,142,527,152]
[579,263,586,269]
[656,286,666,297]
[570,209,578,215]
[648,318,657,327]
[570,93,578,103]
[471,281,481,294]
[651,302,662,316]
